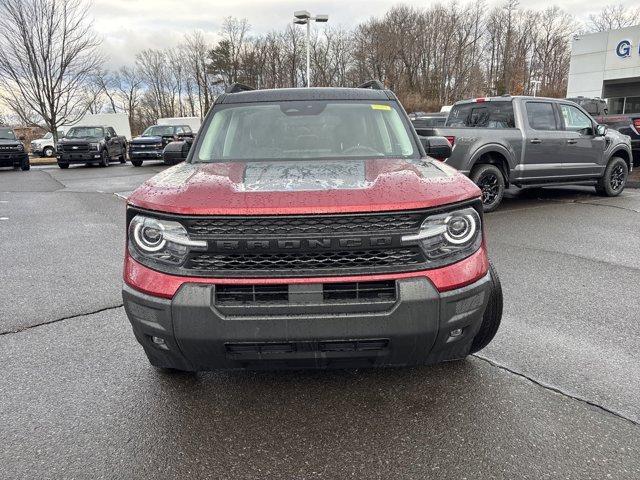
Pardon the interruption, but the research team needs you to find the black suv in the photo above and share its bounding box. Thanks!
[129,125,194,167]
[0,127,29,171]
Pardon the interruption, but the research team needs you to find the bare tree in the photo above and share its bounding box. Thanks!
[587,3,640,32]
[0,0,102,140]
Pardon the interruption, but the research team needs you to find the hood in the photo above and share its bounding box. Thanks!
[60,136,101,142]
[605,128,631,145]
[0,139,21,146]
[128,158,480,215]
[132,135,163,144]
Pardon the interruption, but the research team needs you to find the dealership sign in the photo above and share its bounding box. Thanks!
[616,39,640,58]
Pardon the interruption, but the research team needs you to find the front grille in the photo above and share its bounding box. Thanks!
[187,248,423,274]
[225,339,389,356]
[215,280,397,305]
[130,204,480,277]
[186,213,424,236]
[59,144,89,152]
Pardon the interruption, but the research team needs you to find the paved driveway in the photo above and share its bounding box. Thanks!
[1,164,639,479]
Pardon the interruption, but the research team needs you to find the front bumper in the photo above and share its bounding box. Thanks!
[58,151,102,163]
[0,152,28,167]
[129,148,163,159]
[122,271,492,371]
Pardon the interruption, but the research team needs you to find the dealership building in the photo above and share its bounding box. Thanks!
[567,24,640,114]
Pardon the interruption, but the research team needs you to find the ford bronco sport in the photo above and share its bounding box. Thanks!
[122,82,503,372]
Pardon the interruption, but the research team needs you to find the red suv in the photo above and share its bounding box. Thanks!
[122,82,503,372]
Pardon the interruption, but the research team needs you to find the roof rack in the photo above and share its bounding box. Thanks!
[357,79,385,90]
[226,83,255,94]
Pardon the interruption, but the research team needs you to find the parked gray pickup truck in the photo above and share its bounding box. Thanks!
[415,96,633,211]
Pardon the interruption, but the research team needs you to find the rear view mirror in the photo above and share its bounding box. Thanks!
[420,136,452,159]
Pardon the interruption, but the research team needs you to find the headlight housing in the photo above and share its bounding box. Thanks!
[402,207,482,267]
[128,214,206,266]
[89,142,100,150]
[16,143,24,151]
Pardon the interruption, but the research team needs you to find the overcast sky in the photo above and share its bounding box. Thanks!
[91,0,604,69]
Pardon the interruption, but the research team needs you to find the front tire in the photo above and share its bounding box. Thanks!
[471,164,505,212]
[469,263,503,354]
[120,145,127,163]
[43,146,54,158]
[58,162,69,169]
[596,156,627,197]
[99,150,109,168]
[21,159,30,171]
[131,159,143,167]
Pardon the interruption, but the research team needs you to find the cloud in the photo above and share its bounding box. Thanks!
[89,0,603,69]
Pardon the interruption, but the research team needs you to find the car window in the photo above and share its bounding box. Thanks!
[525,102,558,131]
[108,128,116,137]
[0,128,16,140]
[175,127,184,135]
[195,101,417,162]
[445,101,515,128]
[143,126,174,136]
[560,104,592,133]
[66,127,105,138]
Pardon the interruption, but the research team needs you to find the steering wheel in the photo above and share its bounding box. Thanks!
[342,144,382,156]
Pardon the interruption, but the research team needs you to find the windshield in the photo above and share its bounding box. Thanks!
[66,127,104,138]
[43,132,52,139]
[142,126,175,137]
[0,128,16,140]
[446,101,515,128]
[195,100,417,162]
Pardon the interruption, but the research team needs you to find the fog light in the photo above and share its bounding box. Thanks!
[450,328,463,337]
[151,336,168,350]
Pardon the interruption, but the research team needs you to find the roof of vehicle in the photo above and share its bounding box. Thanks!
[66,125,110,129]
[149,124,191,129]
[219,87,392,104]
[412,112,447,117]
[453,95,577,105]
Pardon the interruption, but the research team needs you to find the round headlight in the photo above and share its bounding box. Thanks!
[444,213,477,245]
[133,218,166,252]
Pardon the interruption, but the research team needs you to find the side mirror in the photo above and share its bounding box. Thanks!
[596,124,607,136]
[420,136,452,159]
[163,140,191,165]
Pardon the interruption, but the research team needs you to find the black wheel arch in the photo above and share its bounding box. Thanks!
[470,149,511,187]
[609,148,631,171]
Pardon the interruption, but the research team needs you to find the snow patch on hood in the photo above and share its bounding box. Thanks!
[239,160,370,192]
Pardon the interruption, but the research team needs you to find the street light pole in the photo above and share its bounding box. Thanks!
[293,11,329,88]
[306,19,311,87]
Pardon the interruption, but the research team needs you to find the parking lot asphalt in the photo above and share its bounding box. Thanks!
[1,163,639,479]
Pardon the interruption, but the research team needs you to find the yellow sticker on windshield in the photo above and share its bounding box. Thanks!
[371,104,391,111]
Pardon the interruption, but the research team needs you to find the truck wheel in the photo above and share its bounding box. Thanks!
[471,164,505,212]
[470,262,503,354]
[58,162,69,169]
[21,159,30,171]
[43,146,54,158]
[99,150,109,168]
[596,157,627,197]
[131,159,143,167]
